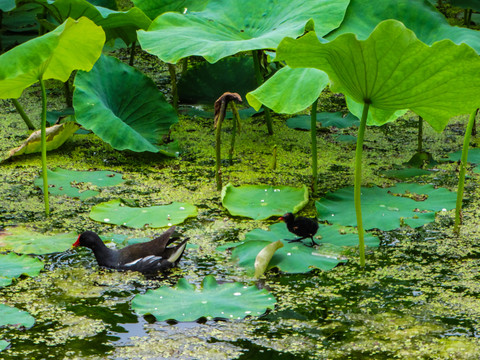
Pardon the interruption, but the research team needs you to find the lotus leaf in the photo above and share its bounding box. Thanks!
[178,57,256,104]
[276,19,480,131]
[254,240,283,278]
[73,54,178,153]
[247,67,329,114]
[6,122,80,159]
[0,0,15,11]
[0,304,35,329]
[326,0,480,53]
[137,0,349,63]
[89,199,197,228]
[132,275,276,321]
[448,148,480,163]
[316,183,457,231]
[0,16,105,99]
[286,112,359,131]
[0,252,44,287]
[0,227,76,254]
[0,340,8,352]
[221,183,309,220]
[33,168,124,200]
[132,0,208,20]
[381,168,432,179]
[450,0,480,11]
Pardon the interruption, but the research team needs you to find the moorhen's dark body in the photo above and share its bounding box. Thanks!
[279,212,319,247]
[73,226,188,273]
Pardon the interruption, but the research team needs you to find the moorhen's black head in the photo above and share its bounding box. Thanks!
[73,231,104,250]
[279,213,294,222]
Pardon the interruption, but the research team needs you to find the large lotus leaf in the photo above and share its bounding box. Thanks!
[0,0,16,11]
[0,252,44,287]
[246,67,329,114]
[276,20,480,131]
[89,199,197,228]
[132,0,208,20]
[448,148,480,163]
[137,0,349,64]
[224,222,377,274]
[178,57,256,105]
[221,183,308,220]
[0,304,35,329]
[132,275,276,321]
[286,112,359,130]
[316,183,457,231]
[6,122,80,159]
[73,54,178,153]
[0,17,105,99]
[33,168,124,200]
[0,227,75,254]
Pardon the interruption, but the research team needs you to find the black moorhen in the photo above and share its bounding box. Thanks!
[279,212,319,247]
[73,226,189,273]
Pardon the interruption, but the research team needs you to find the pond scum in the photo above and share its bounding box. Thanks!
[2,12,480,360]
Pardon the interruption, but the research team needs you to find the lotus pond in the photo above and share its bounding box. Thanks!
[2,0,480,359]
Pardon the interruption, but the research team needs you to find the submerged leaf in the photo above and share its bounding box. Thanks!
[6,122,80,159]
[254,240,283,278]
[132,275,276,321]
[0,253,44,287]
[221,183,309,220]
[0,227,75,255]
[0,304,35,329]
[89,199,197,228]
[33,168,124,200]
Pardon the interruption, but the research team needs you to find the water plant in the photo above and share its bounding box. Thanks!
[0,16,105,215]
[277,19,480,265]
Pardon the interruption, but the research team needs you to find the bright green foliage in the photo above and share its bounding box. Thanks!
[247,67,329,114]
[327,0,480,53]
[132,275,276,321]
[0,16,105,99]
[221,183,308,220]
[6,122,80,159]
[224,222,377,274]
[26,0,151,45]
[132,0,208,20]
[0,253,44,287]
[316,183,457,231]
[0,227,75,254]
[89,199,198,228]
[137,0,349,63]
[0,304,35,329]
[277,20,480,131]
[74,55,178,153]
[286,112,359,130]
[0,340,8,352]
[33,168,124,200]
[178,57,256,104]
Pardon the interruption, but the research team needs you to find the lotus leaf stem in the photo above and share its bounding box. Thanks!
[129,40,136,66]
[252,50,273,135]
[454,108,478,233]
[417,116,423,152]
[167,63,179,111]
[39,78,50,216]
[355,102,370,267]
[311,99,318,196]
[11,99,35,130]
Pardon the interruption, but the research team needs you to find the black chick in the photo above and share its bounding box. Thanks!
[279,212,319,247]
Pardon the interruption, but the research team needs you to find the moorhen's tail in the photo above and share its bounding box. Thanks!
[166,238,189,264]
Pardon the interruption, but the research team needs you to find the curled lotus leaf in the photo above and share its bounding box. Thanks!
[132,275,276,321]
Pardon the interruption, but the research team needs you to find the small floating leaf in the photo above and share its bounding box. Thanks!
[0,340,8,352]
[221,183,308,220]
[254,240,283,278]
[89,199,197,228]
[286,112,359,130]
[0,227,76,255]
[34,168,124,200]
[0,304,35,329]
[132,275,276,321]
[0,253,44,287]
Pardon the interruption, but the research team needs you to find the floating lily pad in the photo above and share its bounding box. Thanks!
[0,253,44,287]
[223,222,377,274]
[334,134,357,144]
[316,183,457,231]
[132,275,276,321]
[89,199,197,228]
[178,57,256,105]
[0,304,35,329]
[448,148,480,163]
[34,168,124,200]
[0,340,8,352]
[381,168,433,179]
[6,122,80,159]
[74,55,178,154]
[179,106,260,120]
[221,183,308,220]
[286,112,359,130]
[0,227,76,255]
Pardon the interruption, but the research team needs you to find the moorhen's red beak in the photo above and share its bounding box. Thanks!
[72,235,81,247]
[278,216,284,221]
